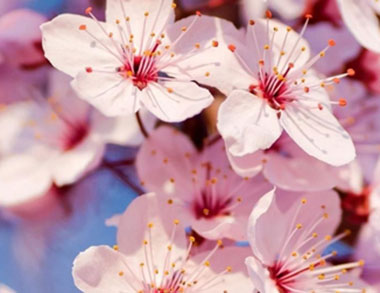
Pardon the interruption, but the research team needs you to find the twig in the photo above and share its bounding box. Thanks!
[136,111,149,138]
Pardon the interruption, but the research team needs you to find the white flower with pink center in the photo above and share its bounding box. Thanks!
[246,188,371,293]
[336,0,380,53]
[0,70,153,208]
[73,193,253,292]
[40,0,230,122]
[217,14,356,167]
[136,126,273,241]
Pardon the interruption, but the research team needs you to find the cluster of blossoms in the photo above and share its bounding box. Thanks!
[1,0,380,292]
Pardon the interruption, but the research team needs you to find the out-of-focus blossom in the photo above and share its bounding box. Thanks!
[354,159,380,289]
[136,126,272,241]
[241,0,309,21]
[303,22,361,75]
[0,9,47,103]
[346,50,380,94]
[0,70,154,208]
[72,193,253,292]
[336,0,380,53]
[0,284,15,293]
[228,133,341,191]
[245,188,371,293]
[40,0,235,122]
[217,16,355,167]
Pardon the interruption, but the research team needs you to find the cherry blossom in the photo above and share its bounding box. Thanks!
[217,14,356,167]
[246,188,371,293]
[72,192,253,292]
[336,0,380,53]
[40,0,233,122]
[0,70,154,208]
[136,126,272,241]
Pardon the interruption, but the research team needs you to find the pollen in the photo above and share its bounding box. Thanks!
[228,44,236,52]
[339,98,347,107]
[212,40,219,47]
[347,68,356,76]
[85,6,93,14]
[79,24,87,31]
[328,39,336,47]
[249,19,255,26]
[265,10,272,19]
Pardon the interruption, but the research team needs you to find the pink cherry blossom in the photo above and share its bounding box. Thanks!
[246,188,371,293]
[72,192,253,292]
[40,0,233,122]
[0,9,48,104]
[336,0,380,53]
[228,133,341,191]
[217,15,356,167]
[136,126,272,241]
[0,70,154,208]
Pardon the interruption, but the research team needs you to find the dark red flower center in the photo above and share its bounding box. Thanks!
[63,124,89,151]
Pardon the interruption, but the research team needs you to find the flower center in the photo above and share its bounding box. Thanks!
[192,189,233,219]
[63,123,89,151]
[340,187,371,225]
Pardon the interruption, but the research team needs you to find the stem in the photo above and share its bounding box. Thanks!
[136,111,149,138]
[105,158,135,167]
[103,160,144,195]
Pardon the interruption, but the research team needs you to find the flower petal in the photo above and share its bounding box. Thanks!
[41,14,120,77]
[72,245,137,293]
[71,70,140,117]
[106,0,174,53]
[141,81,213,122]
[217,90,282,157]
[280,102,356,166]
[337,0,380,53]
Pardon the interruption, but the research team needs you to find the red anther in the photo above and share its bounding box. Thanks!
[85,67,93,73]
[259,59,264,66]
[196,10,202,16]
[79,24,87,30]
[288,62,294,68]
[304,87,310,93]
[249,19,255,26]
[266,10,272,19]
[249,84,256,92]
[228,44,236,52]
[328,39,336,47]
[318,103,323,110]
[347,68,356,76]
[85,6,93,15]
[212,40,219,47]
[280,104,286,110]
[333,78,340,84]
[305,14,313,19]
[339,98,347,107]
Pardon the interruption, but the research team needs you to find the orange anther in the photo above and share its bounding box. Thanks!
[328,39,336,47]
[265,10,272,19]
[339,98,347,107]
[228,44,236,52]
[79,24,87,30]
[249,19,255,26]
[196,11,202,16]
[347,68,355,76]
[305,13,313,19]
[333,78,340,84]
[212,40,219,47]
[85,6,93,14]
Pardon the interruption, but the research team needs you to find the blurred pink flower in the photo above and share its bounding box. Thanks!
[0,9,48,104]
[73,193,253,292]
[0,70,154,208]
[217,17,355,167]
[136,126,272,241]
[336,0,380,53]
[245,188,371,293]
[40,0,233,122]
[228,134,341,191]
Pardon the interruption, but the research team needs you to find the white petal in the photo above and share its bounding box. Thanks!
[71,71,141,117]
[337,0,380,53]
[280,102,356,166]
[41,14,120,77]
[106,0,174,53]
[140,81,213,122]
[217,90,282,156]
